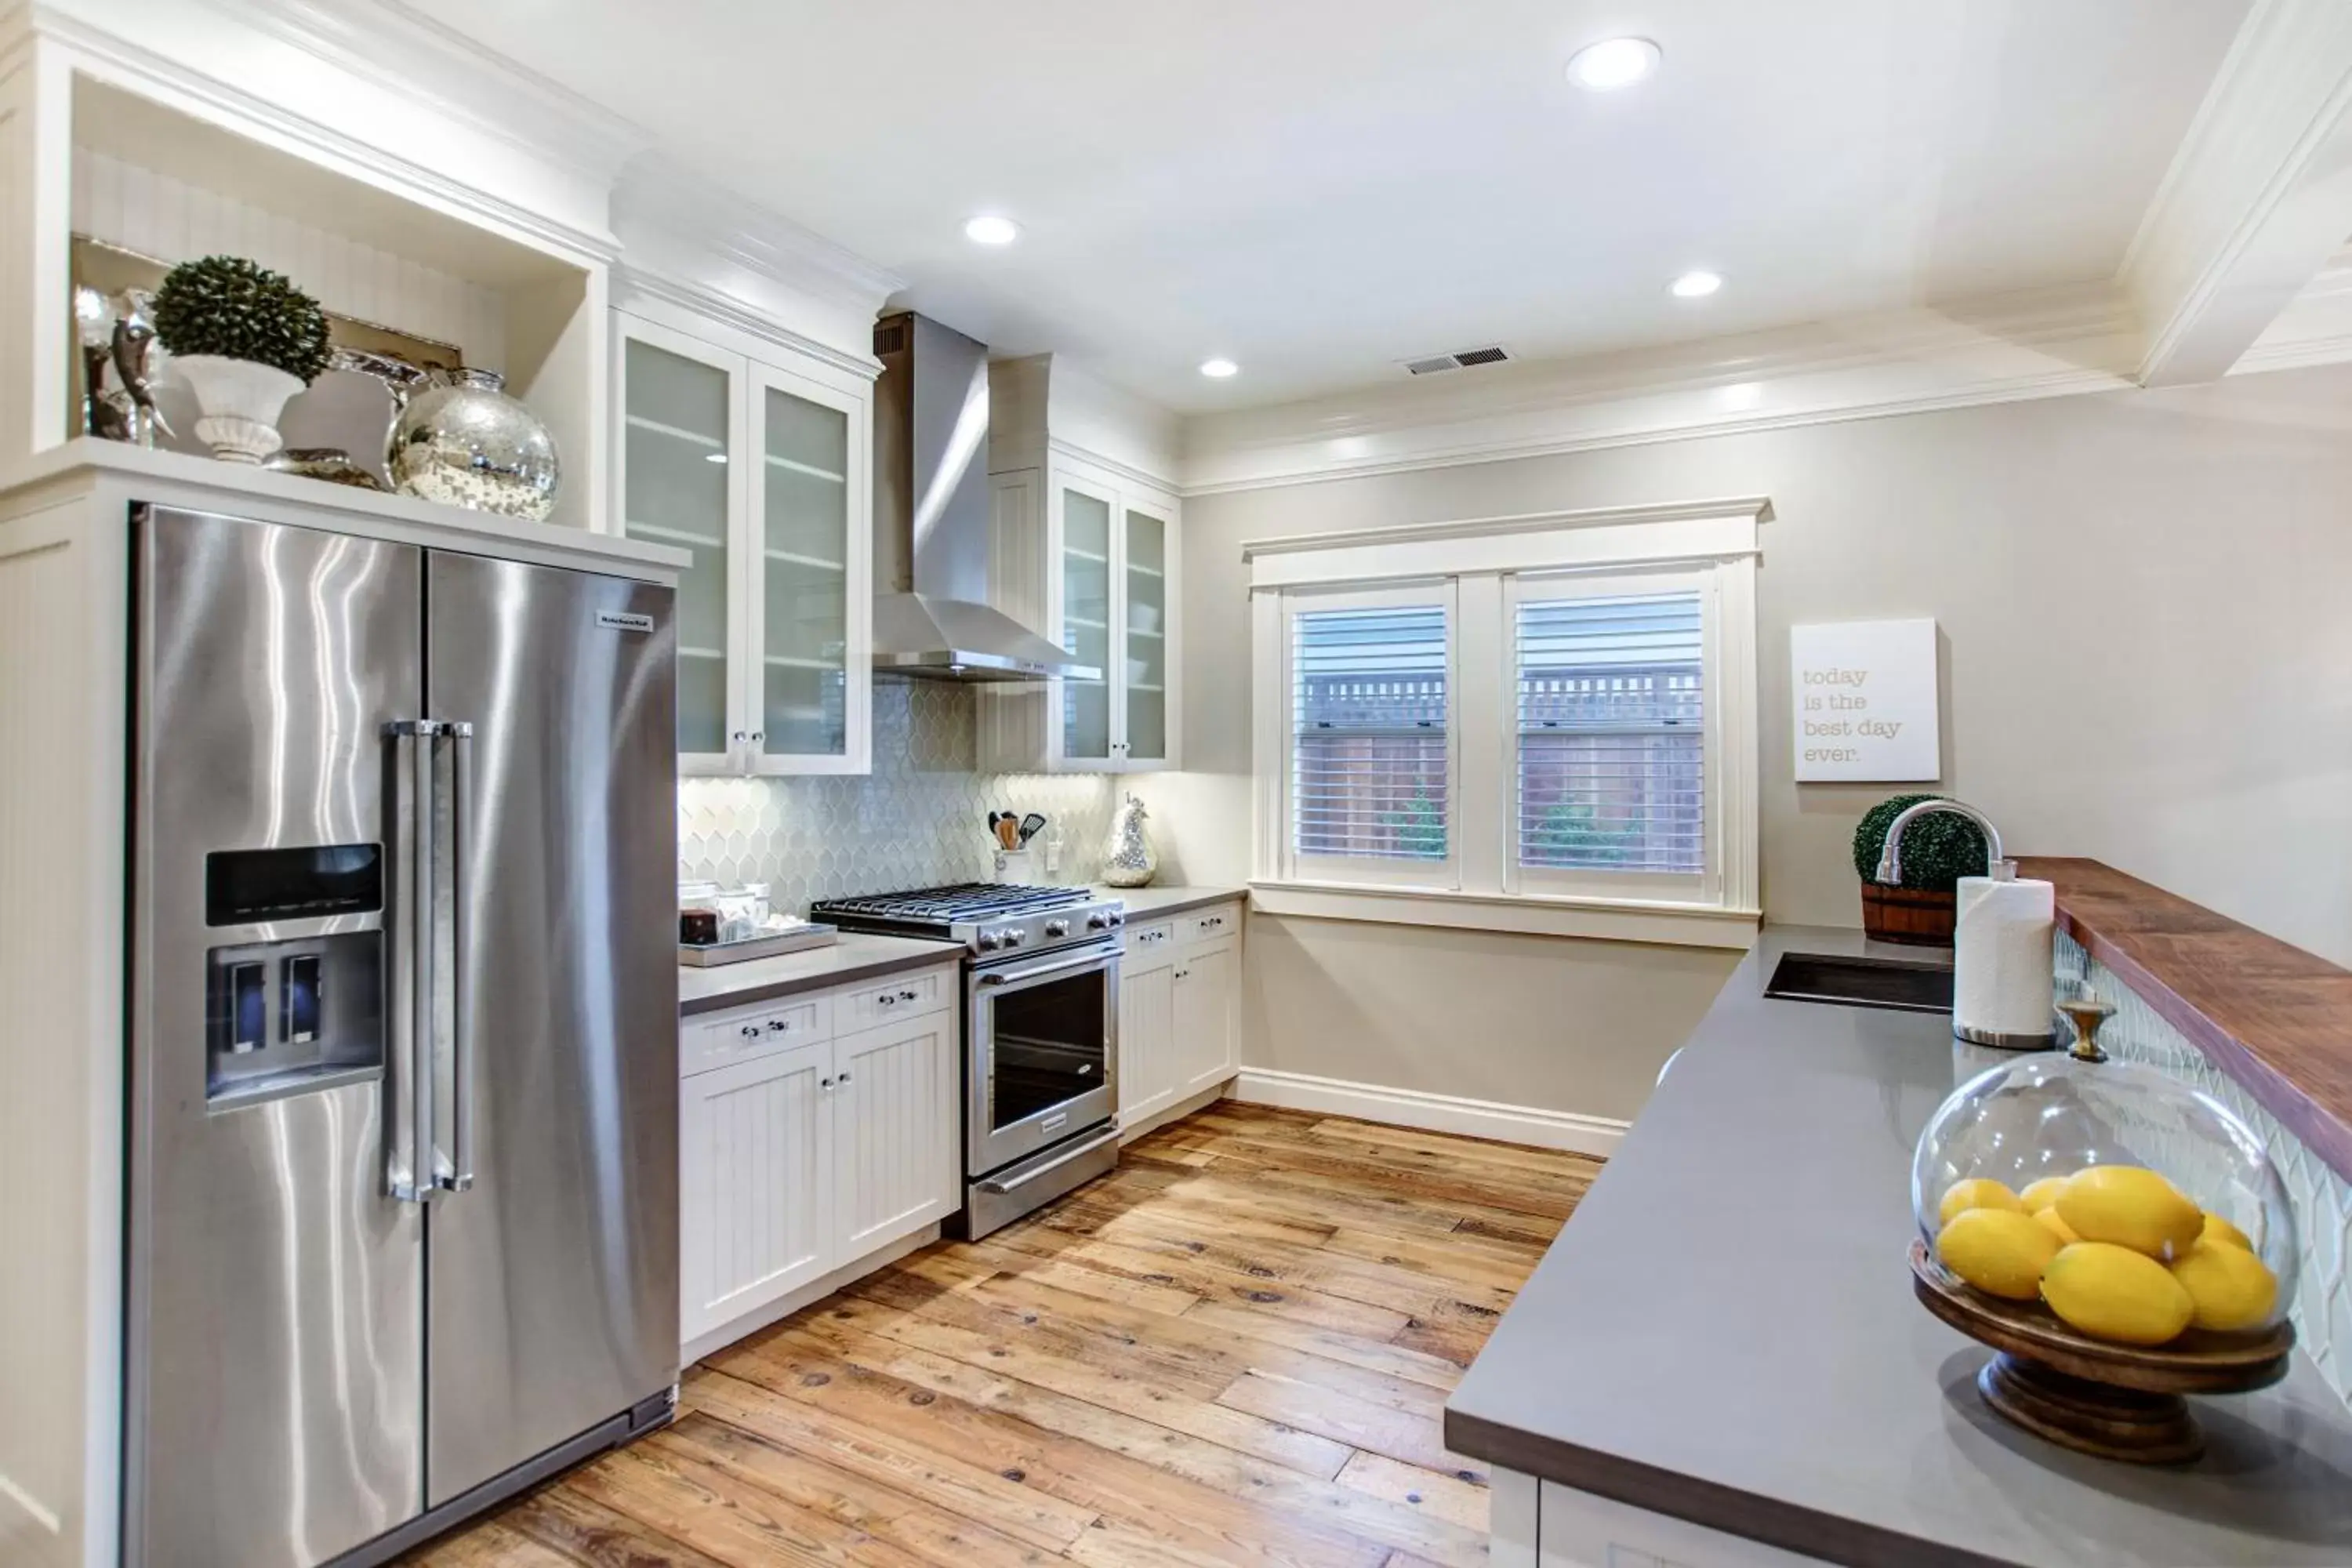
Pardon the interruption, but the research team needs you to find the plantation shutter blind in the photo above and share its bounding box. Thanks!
[1516,590,1705,873]
[1291,603,1450,863]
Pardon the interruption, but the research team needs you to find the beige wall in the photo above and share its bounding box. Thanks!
[1145,364,2352,1121]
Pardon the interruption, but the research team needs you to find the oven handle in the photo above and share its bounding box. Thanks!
[976,1128,1120,1194]
[975,949,1116,989]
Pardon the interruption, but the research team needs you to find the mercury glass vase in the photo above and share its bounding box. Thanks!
[1100,793,1159,887]
[388,368,561,522]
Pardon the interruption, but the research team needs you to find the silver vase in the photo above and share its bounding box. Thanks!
[388,367,560,522]
[1100,793,1159,887]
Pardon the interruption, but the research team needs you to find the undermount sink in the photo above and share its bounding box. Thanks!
[1763,952,1953,1014]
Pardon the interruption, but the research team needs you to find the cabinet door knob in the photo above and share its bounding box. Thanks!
[820,1076,835,1089]
[898,988,918,1001]
[838,1070,854,1086]
[877,993,895,1007]
[750,731,764,743]
[767,1019,791,1033]
[731,731,748,742]
[739,1025,760,1038]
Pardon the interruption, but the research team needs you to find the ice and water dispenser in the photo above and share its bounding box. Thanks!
[203,844,387,1105]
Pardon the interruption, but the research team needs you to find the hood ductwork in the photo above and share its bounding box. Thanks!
[870,312,1098,682]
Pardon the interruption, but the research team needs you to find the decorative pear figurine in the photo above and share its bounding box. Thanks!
[1100,793,1159,887]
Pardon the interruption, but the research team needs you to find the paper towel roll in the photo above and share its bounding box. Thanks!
[1953,875,2056,1045]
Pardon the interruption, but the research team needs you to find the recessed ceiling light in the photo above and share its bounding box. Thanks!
[1566,37,1661,91]
[1670,270,1723,299]
[964,214,1019,246]
[1199,358,1239,379]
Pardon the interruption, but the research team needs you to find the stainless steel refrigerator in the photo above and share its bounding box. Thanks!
[124,504,681,1566]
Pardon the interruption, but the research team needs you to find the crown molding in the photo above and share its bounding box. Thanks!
[1240,496,1773,561]
[614,264,880,383]
[2121,0,2352,387]
[1179,286,2142,496]
[27,0,621,263]
[614,153,903,318]
[204,0,655,187]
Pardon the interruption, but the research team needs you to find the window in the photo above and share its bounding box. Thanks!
[1286,588,1457,885]
[1247,499,1763,948]
[1512,579,1707,900]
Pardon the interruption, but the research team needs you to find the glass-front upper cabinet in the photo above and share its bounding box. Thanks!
[1058,479,1116,766]
[979,459,1180,774]
[1120,500,1171,767]
[615,312,871,776]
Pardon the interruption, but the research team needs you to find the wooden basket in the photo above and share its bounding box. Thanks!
[1860,881,1956,946]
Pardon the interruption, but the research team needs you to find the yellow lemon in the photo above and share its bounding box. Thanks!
[2042,1243,2195,1346]
[2054,1166,2203,1260]
[2169,1239,2278,1332]
[2033,1206,2080,1246]
[1938,1178,2025,1228]
[1937,1209,2061,1301]
[2201,1212,2253,1250]
[2019,1175,2073,1214]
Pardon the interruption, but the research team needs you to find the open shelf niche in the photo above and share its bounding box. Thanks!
[47,74,608,529]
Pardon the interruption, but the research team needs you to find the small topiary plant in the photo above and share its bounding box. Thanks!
[153,256,332,383]
[1853,793,1988,891]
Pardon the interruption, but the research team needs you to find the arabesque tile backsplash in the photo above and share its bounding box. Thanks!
[677,681,1119,912]
[2059,932,2352,1414]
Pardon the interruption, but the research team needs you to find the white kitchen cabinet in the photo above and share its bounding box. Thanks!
[1174,935,1240,1098]
[679,1036,833,1342]
[677,960,960,1351]
[979,454,1181,773]
[616,311,872,775]
[1118,902,1242,1133]
[836,1010,958,1257]
[1117,924,1179,1130]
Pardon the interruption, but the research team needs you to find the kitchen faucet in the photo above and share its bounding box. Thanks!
[1874,798,2009,885]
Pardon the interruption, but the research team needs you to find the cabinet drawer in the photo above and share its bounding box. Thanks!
[837,963,955,1032]
[1124,920,1178,964]
[681,993,832,1078]
[1183,904,1241,945]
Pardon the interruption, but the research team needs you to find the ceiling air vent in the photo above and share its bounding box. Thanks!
[1402,344,1512,376]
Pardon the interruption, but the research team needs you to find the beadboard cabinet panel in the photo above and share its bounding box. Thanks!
[679,1040,832,1344]
[837,1011,958,1256]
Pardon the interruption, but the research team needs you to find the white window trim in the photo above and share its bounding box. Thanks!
[1247,499,1765,950]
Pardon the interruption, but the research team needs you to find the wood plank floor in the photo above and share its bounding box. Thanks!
[405,1103,1602,1567]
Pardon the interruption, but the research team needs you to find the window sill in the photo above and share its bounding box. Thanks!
[1247,880,1762,950]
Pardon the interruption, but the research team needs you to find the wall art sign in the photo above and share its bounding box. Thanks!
[1791,619,1940,782]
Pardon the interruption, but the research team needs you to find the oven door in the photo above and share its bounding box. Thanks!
[968,942,1120,1178]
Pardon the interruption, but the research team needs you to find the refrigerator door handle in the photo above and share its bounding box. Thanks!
[386,720,440,1204]
[443,720,477,1192]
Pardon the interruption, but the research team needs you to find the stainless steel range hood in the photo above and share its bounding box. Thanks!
[871,312,1098,682]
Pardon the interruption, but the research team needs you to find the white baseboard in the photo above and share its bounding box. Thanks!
[1229,1068,1628,1157]
[683,1221,942,1366]
[1118,1080,1233,1145]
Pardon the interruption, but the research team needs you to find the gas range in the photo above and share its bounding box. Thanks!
[808,882,1127,1240]
[810,883,1125,958]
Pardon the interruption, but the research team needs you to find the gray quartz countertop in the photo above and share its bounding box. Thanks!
[1091,884,1247,919]
[1445,924,2352,1567]
[678,933,963,1017]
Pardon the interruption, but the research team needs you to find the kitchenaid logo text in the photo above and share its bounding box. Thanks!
[596,611,655,634]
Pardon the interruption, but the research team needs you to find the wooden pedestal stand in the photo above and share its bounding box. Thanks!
[1908,1240,2292,1465]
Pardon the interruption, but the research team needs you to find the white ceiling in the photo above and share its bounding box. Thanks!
[412,0,2249,412]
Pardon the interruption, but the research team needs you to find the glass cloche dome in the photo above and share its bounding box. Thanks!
[1912,996,2298,1339]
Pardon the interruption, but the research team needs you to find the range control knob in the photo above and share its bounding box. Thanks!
[975,930,1002,952]
[1045,919,1070,938]
[1002,928,1025,948]
[1108,909,1125,927]
[1087,912,1110,930]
